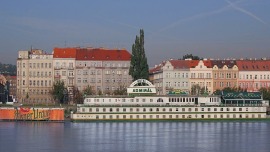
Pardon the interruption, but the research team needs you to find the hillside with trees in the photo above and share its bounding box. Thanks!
[0,62,16,75]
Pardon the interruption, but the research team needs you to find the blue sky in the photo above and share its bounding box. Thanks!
[1,0,270,67]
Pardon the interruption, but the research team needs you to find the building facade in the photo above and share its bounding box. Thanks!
[212,60,238,91]
[150,60,190,95]
[237,60,270,92]
[74,48,132,94]
[17,49,53,103]
[189,60,213,94]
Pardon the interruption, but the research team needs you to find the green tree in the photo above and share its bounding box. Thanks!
[50,80,67,104]
[259,87,270,101]
[213,89,222,95]
[181,54,201,60]
[72,87,84,104]
[113,85,127,95]
[83,85,94,97]
[191,84,201,95]
[129,29,149,81]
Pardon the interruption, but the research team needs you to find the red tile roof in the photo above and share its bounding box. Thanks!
[203,60,212,68]
[169,60,190,69]
[76,48,131,61]
[236,60,270,71]
[53,48,77,58]
[53,47,131,61]
[187,60,199,68]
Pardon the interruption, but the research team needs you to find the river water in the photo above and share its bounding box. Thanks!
[0,121,270,152]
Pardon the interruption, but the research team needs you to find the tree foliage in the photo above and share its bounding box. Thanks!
[129,29,149,81]
[72,87,83,104]
[83,85,94,96]
[0,62,16,76]
[191,84,209,95]
[181,54,201,60]
[113,85,127,95]
[259,87,270,101]
[213,87,247,95]
[50,80,68,104]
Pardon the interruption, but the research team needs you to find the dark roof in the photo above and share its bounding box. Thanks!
[211,60,236,68]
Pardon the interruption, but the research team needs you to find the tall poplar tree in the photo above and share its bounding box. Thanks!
[129,29,149,81]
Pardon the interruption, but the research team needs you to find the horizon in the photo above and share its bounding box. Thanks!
[1,0,270,66]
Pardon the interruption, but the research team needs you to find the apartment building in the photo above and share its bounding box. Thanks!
[17,49,53,103]
[75,48,132,94]
[189,60,213,93]
[236,60,270,92]
[150,60,190,95]
[212,60,238,91]
[53,48,76,97]
[53,47,132,95]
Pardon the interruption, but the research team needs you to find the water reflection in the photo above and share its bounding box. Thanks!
[1,121,270,152]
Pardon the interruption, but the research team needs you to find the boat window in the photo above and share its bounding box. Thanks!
[182,108,185,112]
[163,108,166,112]
[96,115,99,119]
[142,99,146,102]
[150,99,153,102]
[157,98,163,102]
[208,108,211,111]
[143,108,146,112]
[239,108,242,111]
[123,108,126,112]
[169,108,172,111]
[136,99,139,102]
[156,108,159,111]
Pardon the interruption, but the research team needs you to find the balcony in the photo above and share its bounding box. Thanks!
[54,66,61,70]
[68,75,74,79]
[54,75,61,78]
[68,66,74,70]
